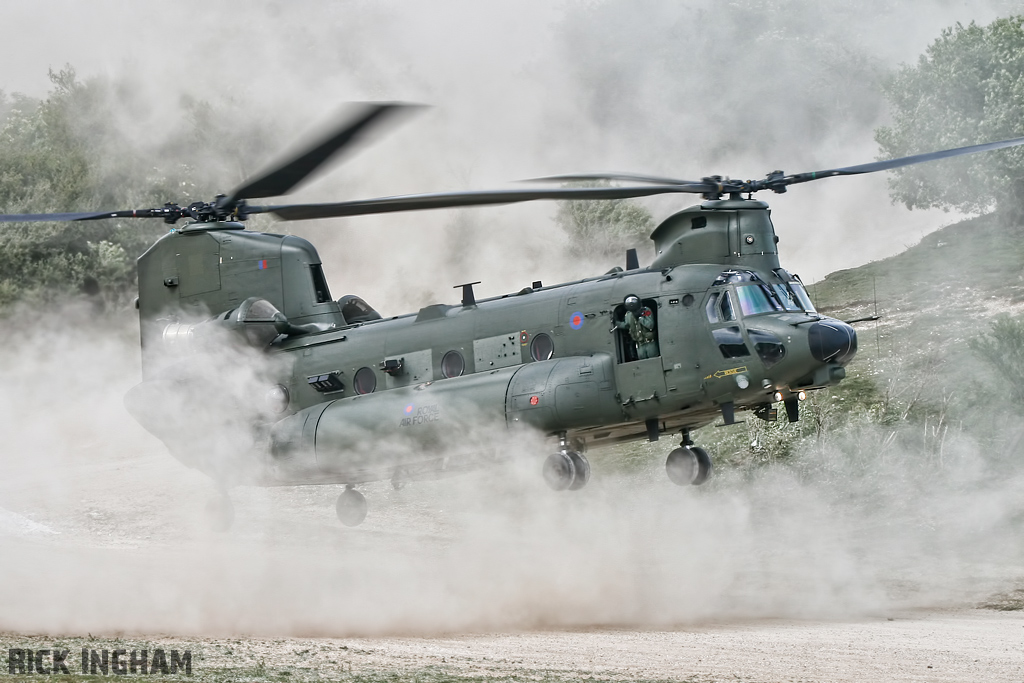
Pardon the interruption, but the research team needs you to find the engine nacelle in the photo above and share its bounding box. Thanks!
[161,297,333,353]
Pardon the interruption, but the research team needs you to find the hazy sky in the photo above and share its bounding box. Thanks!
[1,0,1021,309]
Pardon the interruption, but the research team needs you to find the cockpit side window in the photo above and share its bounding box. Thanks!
[705,292,720,323]
[719,290,736,321]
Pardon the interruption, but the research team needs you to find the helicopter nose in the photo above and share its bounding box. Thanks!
[808,319,857,365]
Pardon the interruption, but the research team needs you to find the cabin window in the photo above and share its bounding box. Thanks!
[354,367,377,394]
[713,326,750,359]
[310,264,332,304]
[441,350,465,378]
[531,333,554,361]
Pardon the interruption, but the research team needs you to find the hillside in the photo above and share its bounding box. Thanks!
[814,212,1024,350]
[812,213,1024,420]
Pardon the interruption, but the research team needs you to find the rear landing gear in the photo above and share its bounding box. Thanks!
[336,485,368,527]
[543,434,591,491]
[666,430,712,486]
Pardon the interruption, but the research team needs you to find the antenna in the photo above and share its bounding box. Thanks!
[455,281,481,306]
[873,276,880,357]
[625,248,639,270]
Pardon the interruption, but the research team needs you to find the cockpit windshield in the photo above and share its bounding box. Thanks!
[789,282,817,313]
[710,269,817,317]
[772,284,802,311]
[735,284,783,316]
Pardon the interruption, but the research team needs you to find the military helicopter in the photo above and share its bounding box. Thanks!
[4,103,1024,529]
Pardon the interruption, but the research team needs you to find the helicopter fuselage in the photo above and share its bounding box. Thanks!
[127,197,856,487]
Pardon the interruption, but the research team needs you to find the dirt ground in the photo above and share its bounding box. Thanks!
[3,608,1023,682]
[361,610,1024,682]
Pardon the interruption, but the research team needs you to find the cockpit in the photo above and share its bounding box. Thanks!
[704,268,821,368]
[707,269,816,322]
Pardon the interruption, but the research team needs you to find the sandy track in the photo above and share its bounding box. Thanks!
[4,609,1023,682]
[346,610,1024,681]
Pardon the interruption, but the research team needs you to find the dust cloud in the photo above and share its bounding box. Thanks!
[1,306,1023,637]
[2,0,1024,639]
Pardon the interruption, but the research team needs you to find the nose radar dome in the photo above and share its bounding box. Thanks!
[808,320,857,365]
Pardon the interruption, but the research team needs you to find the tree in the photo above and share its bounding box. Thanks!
[555,181,655,265]
[0,67,277,309]
[876,16,1024,220]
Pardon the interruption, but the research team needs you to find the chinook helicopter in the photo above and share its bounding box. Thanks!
[4,103,1024,529]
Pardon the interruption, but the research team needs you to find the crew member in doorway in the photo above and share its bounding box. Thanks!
[614,294,659,359]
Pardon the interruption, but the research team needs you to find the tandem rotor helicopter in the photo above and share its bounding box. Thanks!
[4,103,1024,529]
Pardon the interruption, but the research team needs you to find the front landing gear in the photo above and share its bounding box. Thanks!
[543,434,591,491]
[336,485,368,527]
[666,430,712,486]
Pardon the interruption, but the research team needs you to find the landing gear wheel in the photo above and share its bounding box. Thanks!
[567,451,591,490]
[666,446,713,486]
[690,446,712,485]
[204,494,234,532]
[336,487,368,527]
[543,452,576,491]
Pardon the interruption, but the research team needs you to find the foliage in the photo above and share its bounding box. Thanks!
[969,314,1024,407]
[876,16,1024,219]
[0,66,278,310]
[555,181,655,264]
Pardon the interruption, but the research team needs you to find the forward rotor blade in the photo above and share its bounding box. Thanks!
[766,135,1024,190]
[524,172,700,185]
[225,103,419,204]
[254,184,716,221]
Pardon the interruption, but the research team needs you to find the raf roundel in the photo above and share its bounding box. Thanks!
[569,311,584,330]
[404,403,415,415]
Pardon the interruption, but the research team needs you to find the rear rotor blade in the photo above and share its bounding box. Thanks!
[0,209,164,223]
[225,103,419,204]
[254,183,716,221]
[524,172,701,185]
